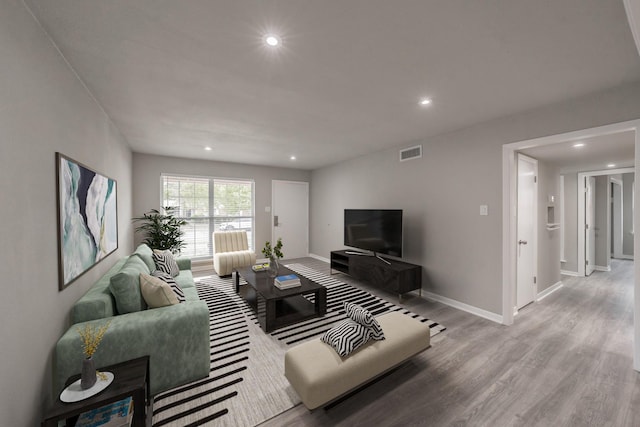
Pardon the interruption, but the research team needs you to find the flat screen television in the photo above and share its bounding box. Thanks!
[344,209,403,258]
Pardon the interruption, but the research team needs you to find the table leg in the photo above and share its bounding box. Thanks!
[316,288,327,316]
[132,387,146,427]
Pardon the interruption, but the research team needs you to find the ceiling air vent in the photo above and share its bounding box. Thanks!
[399,145,422,162]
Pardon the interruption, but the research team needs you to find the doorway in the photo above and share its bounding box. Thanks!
[577,168,634,276]
[502,119,640,370]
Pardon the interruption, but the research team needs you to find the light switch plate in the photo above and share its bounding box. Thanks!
[480,205,488,216]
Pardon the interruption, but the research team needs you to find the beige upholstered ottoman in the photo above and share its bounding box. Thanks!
[284,311,431,410]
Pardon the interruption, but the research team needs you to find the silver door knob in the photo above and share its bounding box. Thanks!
[518,240,528,245]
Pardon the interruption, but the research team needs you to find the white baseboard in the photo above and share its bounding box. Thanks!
[421,291,503,324]
[561,270,579,277]
[594,265,611,272]
[309,253,330,263]
[537,281,563,301]
[618,254,635,260]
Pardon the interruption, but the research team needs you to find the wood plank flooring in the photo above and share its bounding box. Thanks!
[256,257,639,427]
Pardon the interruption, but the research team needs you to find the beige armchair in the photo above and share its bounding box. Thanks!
[212,230,257,276]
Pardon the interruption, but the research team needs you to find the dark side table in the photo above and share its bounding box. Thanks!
[42,356,150,427]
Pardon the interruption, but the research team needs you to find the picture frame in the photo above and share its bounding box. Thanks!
[56,153,118,290]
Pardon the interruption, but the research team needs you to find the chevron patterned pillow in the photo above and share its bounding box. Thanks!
[152,250,180,277]
[152,271,186,302]
[321,319,372,357]
[344,302,385,341]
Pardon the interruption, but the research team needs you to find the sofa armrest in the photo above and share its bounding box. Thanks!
[55,300,210,397]
[176,257,191,271]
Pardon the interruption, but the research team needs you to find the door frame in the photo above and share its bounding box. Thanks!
[502,119,639,337]
[612,178,624,259]
[577,168,633,276]
[515,153,538,313]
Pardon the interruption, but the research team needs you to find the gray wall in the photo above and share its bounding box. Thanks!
[595,176,611,268]
[310,82,640,315]
[537,161,561,292]
[562,174,579,272]
[0,1,133,424]
[623,172,635,257]
[132,153,310,255]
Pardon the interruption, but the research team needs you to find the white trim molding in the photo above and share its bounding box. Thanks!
[422,291,503,324]
[537,281,563,301]
[561,270,579,277]
[594,265,611,272]
[309,253,330,263]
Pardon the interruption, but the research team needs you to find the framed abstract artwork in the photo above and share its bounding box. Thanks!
[56,153,118,290]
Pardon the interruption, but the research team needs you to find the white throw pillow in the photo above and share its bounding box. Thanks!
[139,273,179,308]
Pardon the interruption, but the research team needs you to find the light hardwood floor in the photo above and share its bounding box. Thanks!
[257,257,639,427]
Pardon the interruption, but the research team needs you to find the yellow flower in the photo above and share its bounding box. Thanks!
[76,321,111,358]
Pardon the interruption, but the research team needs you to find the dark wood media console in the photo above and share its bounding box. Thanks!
[330,250,422,300]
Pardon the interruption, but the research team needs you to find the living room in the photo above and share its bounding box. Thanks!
[3,1,640,425]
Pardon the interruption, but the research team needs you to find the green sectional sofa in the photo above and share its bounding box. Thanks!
[54,244,210,397]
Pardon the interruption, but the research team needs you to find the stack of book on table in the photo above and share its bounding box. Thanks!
[274,274,301,289]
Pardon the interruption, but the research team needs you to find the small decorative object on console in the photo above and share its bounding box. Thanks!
[76,320,111,389]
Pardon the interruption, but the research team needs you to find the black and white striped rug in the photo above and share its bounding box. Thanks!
[151,263,445,426]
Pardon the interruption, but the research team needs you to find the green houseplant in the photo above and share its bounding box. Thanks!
[262,238,283,277]
[133,208,187,254]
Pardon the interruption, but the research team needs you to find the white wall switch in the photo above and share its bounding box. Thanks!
[480,205,489,216]
[265,206,271,213]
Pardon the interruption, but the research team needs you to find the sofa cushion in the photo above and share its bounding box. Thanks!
[132,243,156,272]
[152,271,186,302]
[321,319,372,357]
[109,255,150,314]
[344,302,385,341]
[140,273,179,308]
[153,250,180,277]
[174,269,195,290]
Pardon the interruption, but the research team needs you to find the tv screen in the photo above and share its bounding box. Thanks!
[344,209,403,257]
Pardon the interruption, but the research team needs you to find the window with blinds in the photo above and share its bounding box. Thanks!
[161,175,254,258]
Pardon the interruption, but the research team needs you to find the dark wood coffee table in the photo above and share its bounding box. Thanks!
[235,265,327,332]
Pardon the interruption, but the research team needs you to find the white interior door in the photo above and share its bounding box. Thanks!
[516,154,537,310]
[272,180,309,259]
[585,176,596,275]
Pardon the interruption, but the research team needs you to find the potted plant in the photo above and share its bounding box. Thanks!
[133,207,187,254]
[262,238,283,277]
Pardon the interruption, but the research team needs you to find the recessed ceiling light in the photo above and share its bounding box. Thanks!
[573,143,585,148]
[420,98,432,106]
[607,163,616,168]
[204,146,212,151]
[290,155,296,161]
[264,34,280,47]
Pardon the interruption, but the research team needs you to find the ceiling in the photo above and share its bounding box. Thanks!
[519,130,636,172]
[25,0,640,170]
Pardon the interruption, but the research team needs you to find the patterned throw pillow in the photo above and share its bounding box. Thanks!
[152,271,185,302]
[152,250,180,277]
[344,302,385,341]
[321,319,373,357]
